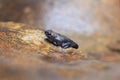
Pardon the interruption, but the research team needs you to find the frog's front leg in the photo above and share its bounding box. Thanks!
[53,41,59,46]
[61,42,71,49]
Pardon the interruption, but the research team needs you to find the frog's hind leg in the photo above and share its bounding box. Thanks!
[61,42,71,49]
[71,42,79,49]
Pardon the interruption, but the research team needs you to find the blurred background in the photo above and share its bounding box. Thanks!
[0,0,120,80]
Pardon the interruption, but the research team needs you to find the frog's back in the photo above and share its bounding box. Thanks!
[45,30,79,49]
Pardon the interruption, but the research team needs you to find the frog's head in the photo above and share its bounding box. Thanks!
[45,30,57,39]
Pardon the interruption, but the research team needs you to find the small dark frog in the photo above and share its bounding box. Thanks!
[45,30,79,49]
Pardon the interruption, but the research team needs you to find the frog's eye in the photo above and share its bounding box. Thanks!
[45,31,51,35]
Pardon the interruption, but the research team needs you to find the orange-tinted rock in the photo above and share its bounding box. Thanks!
[90,63,110,70]
[0,21,86,80]
[0,22,85,61]
[101,53,120,62]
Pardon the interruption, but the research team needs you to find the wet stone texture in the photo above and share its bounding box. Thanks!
[0,22,120,80]
[0,22,86,80]
[0,0,120,80]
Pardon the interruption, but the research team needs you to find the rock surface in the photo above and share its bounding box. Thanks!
[0,22,86,80]
[0,22,120,80]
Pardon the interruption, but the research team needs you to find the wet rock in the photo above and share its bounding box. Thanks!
[0,21,86,80]
[107,40,120,53]
[101,53,120,62]
[0,22,85,61]
[90,63,110,70]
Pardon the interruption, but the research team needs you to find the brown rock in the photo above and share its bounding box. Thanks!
[0,21,86,80]
[101,53,120,62]
[0,21,85,61]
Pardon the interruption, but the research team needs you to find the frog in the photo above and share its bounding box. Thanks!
[45,30,79,49]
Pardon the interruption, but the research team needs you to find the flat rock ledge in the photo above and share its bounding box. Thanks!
[0,22,85,63]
